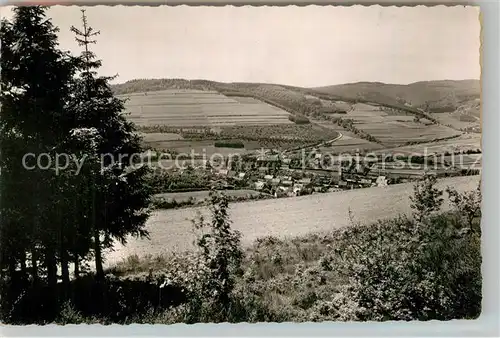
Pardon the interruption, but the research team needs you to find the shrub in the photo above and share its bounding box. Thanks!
[155,190,246,323]
[318,176,482,321]
[192,191,243,318]
[288,114,310,124]
[56,302,87,325]
[410,173,443,222]
[214,140,245,148]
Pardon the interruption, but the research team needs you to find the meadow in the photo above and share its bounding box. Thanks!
[154,189,262,203]
[146,139,250,158]
[104,175,480,266]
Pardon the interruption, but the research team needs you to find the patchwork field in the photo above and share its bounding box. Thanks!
[328,103,462,147]
[105,175,480,265]
[443,154,482,169]
[118,80,480,156]
[310,119,383,153]
[141,125,340,156]
[318,135,385,154]
[374,133,481,156]
[119,89,292,127]
[141,132,185,142]
[430,98,481,131]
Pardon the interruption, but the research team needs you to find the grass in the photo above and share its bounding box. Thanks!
[10,176,480,325]
[151,190,267,210]
[105,207,480,323]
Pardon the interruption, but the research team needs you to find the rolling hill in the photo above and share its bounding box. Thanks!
[313,79,480,113]
[112,78,480,115]
[111,78,481,149]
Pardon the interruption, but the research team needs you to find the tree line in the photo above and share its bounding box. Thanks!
[0,7,152,321]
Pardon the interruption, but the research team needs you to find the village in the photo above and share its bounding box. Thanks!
[156,146,481,201]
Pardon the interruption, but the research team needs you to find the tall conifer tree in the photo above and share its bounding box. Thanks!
[0,6,77,316]
[69,10,152,279]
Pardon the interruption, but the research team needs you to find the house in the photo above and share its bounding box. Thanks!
[264,174,274,181]
[376,176,388,187]
[275,186,289,198]
[281,180,293,187]
[256,154,281,168]
[360,178,372,185]
[227,170,237,178]
[327,187,342,193]
[258,167,269,174]
[237,172,246,180]
[271,178,281,187]
[254,181,265,190]
[298,177,312,185]
[339,180,348,187]
[293,184,304,195]
[217,169,229,176]
[277,185,290,193]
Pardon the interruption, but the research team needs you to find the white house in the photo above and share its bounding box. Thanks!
[376,176,388,187]
[254,181,265,190]
[217,169,229,176]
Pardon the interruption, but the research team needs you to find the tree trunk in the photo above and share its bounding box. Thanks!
[60,247,70,292]
[74,255,80,279]
[45,249,57,289]
[93,228,104,280]
[20,251,27,278]
[31,248,38,286]
[8,257,16,280]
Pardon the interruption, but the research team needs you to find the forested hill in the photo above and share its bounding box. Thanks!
[111,78,480,114]
[313,79,480,113]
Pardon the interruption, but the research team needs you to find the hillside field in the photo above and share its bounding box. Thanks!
[113,78,480,153]
[105,175,480,265]
[119,89,292,127]
[329,102,461,147]
[374,133,481,156]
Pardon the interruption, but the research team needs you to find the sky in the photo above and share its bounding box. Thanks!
[1,5,481,87]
